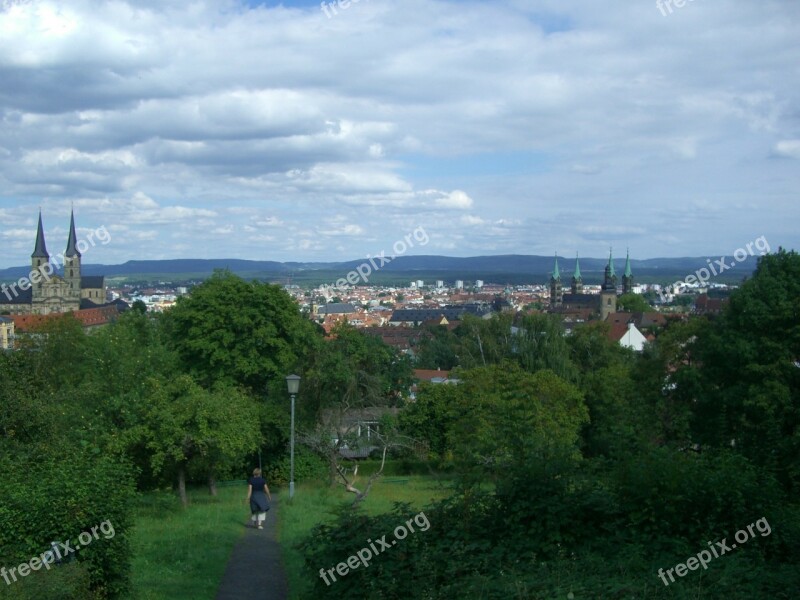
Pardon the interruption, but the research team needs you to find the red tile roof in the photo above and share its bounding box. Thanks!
[9,314,57,332]
[9,305,121,332]
[414,369,451,381]
[607,322,631,342]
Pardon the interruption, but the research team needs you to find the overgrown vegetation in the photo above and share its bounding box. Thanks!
[0,270,366,597]
[298,250,800,598]
[2,250,798,598]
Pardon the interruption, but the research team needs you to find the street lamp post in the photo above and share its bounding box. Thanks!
[285,374,301,499]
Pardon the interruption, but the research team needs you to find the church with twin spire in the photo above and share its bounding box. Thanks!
[0,211,106,315]
[549,250,633,320]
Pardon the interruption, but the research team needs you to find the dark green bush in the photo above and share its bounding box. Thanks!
[264,447,326,486]
[0,444,134,599]
[0,561,96,600]
[296,449,800,599]
[354,458,448,477]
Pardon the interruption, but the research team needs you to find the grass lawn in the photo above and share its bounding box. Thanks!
[277,474,454,600]
[127,472,453,600]
[128,484,249,599]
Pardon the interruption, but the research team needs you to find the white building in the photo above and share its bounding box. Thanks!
[610,322,648,352]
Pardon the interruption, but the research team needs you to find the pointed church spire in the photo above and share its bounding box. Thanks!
[622,248,633,294]
[32,211,49,259]
[65,209,81,257]
[624,248,632,278]
[607,248,616,277]
[550,252,563,307]
[571,252,583,295]
[602,247,617,293]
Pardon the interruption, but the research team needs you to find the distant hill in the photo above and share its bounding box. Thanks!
[0,254,762,285]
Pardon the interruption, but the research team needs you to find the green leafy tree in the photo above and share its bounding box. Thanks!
[18,314,90,393]
[398,381,462,458]
[567,322,649,457]
[301,321,412,422]
[162,270,319,392]
[691,249,800,491]
[456,313,576,380]
[447,363,588,485]
[414,325,459,370]
[132,375,261,505]
[632,316,709,447]
[0,343,136,598]
[130,299,147,314]
[297,322,413,502]
[617,292,651,312]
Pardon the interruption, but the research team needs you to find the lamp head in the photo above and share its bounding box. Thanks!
[285,374,301,395]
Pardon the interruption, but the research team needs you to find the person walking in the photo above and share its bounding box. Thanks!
[246,468,272,529]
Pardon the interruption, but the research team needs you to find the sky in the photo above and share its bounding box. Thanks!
[0,0,798,268]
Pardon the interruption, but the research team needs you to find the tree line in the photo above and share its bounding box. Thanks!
[1,249,798,598]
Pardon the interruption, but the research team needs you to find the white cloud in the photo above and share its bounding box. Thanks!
[774,140,800,159]
[461,215,487,226]
[435,190,474,210]
[0,0,797,265]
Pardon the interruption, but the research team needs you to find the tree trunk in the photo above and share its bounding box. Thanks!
[328,455,339,487]
[177,464,188,507]
[352,446,387,507]
[208,472,218,496]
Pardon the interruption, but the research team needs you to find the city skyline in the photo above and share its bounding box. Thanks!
[0,0,798,268]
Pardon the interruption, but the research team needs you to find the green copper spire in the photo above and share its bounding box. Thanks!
[573,253,581,279]
[624,249,632,278]
[552,253,560,279]
[607,248,615,277]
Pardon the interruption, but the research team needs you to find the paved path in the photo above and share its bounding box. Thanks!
[216,497,289,600]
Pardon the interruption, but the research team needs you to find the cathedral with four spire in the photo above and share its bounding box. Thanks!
[549,250,633,320]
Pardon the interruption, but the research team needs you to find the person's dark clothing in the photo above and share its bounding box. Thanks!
[248,476,270,513]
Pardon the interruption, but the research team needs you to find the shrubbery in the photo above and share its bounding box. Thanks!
[0,561,95,600]
[0,444,134,598]
[264,447,327,486]
[299,450,800,598]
